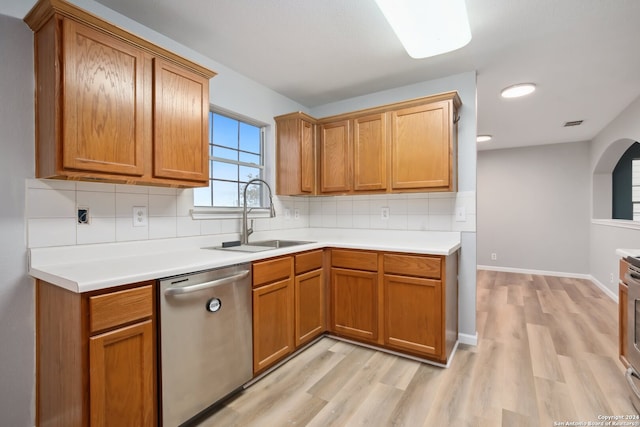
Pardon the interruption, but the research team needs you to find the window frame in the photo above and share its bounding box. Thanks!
[192,108,270,217]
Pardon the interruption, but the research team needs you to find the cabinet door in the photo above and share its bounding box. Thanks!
[353,113,387,191]
[390,101,451,190]
[253,278,294,373]
[153,58,209,183]
[62,19,145,176]
[300,119,315,193]
[331,267,378,342]
[89,320,155,427]
[319,120,351,193]
[295,268,325,347]
[384,274,442,358]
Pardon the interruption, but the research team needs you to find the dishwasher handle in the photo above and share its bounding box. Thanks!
[164,270,250,296]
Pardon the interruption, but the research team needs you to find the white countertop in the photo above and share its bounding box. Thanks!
[29,228,461,293]
[617,248,640,258]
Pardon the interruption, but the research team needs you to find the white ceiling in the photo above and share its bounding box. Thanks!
[5,0,640,151]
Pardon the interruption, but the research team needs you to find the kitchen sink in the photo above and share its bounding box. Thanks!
[204,240,315,253]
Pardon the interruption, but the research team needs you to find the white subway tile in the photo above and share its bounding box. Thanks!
[351,214,370,229]
[336,215,353,228]
[407,198,429,215]
[149,186,177,196]
[321,215,337,228]
[429,197,453,215]
[77,218,116,245]
[388,198,408,215]
[219,219,240,234]
[115,217,149,242]
[321,199,337,215]
[428,215,452,231]
[76,181,115,193]
[116,193,149,217]
[388,215,408,230]
[149,194,177,217]
[407,215,428,231]
[309,214,322,228]
[76,191,115,218]
[177,217,201,237]
[336,199,353,215]
[352,199,370,214]
[177,189,195,216]
[149,217,177,239]
[27,178,75,191]
[28,218,77,248]
[27,188,75,218]
[115,184,149,194]
[201,219,222,235]
[369,215,388,230]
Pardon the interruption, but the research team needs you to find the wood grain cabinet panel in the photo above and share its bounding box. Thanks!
[275,113,317,195]
[390,101,452,191]
[153,58,209,183]
[25,0,216,187]
[61,19,146,177]
[330,267,378,342]
[36,280,156,427]
[295,268,325,347]
[384,274,442,358]
[253,278,294,373]
[89,320,155,427]
[353,113,387,191]
[319,119,351,193]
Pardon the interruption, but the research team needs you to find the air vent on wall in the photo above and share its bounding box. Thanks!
[563,120,584,127]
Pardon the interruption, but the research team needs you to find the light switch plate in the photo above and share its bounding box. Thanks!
[455,206,466,222]
[381,207,390,220]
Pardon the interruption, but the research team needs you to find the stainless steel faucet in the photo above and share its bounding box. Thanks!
[241,178,276,244]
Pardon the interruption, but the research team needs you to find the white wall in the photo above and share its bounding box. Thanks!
[310,72,478,341]
[590,94,640,294]
[477,141,591,274]
[0,14,35,427]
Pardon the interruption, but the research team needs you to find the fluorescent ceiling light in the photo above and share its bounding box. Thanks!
[501,83,536,98]
[476,135,492,143]
[374,0,472,59]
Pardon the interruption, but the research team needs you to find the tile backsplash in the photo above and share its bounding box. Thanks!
[26,179,475,248]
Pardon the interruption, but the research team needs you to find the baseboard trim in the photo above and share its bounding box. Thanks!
[476,265,618,303]
[458,332,478,346]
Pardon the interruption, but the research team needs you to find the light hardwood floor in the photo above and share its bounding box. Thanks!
[199,271,635,426]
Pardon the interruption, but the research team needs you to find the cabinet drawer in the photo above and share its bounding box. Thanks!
[384,254,441,279]
[253,257,293,287]
[295,250,323,275]
[89,285,153,334]
[331,249,377,271]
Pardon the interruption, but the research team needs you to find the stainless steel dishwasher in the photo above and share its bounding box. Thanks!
[159,263,252,426]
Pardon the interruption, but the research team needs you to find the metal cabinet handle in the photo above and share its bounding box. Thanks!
[164,270,250,296]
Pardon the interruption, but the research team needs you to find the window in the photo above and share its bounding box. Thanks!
[194,111,265,208]
[612,142,640,221]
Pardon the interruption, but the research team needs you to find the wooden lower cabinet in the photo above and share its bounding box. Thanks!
[330,267,378,342]
[89,321,155,427]
[295,268,325,347]
[384,274,442,358]
[36,280,156,427]
[252,278,294,373]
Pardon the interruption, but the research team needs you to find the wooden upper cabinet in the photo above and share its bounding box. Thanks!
[319,119,351,193]
[61,19,145,177]
[390,101,453,191]
[353,113,387,191]
[275,112,316,195]
[153,58,209,183]
[25,0,216,187]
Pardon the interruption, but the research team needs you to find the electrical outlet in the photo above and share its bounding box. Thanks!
[294,209,300,219]
[491,253,497,261]
[610,273,614,284]
[133,206,148,227]
[381,207,390,220]
[284,208,291,220]
[77,207,90,224]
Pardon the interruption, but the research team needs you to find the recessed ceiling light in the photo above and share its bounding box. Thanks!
[501,83,536,99]
[477,135,492,143]
[374,0,472,59]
